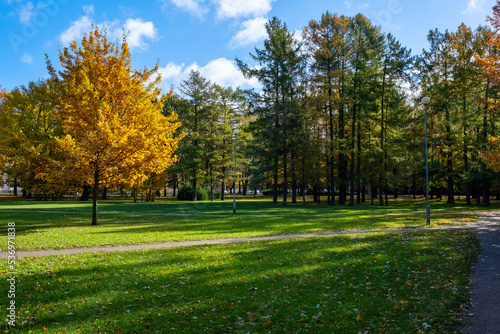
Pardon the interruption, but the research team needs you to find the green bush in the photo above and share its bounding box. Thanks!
[177,183,208,201]
[261,189,274,196]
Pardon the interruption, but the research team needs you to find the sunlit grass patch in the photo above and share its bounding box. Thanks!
[0,230,479,333]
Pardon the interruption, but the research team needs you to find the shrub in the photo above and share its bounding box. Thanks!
[261,189,274,196]
[177,183,208,201]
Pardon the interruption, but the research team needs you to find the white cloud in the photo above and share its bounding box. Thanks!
[198,58,260,88]
[158,58,261,90]
[358,3,370,9]
[20,53,33,64]
[60,14,93,45]
[19,1,34,24]
[123,19,158,50]
[215,0,274,19]
[83,4,95,15]
[344,1,352,9]
[158,62,185,80]
[462,0,491,15]
[59,6,157,50]
[463,0,478,13]
[229,17,268,48]
[169,0,207,19]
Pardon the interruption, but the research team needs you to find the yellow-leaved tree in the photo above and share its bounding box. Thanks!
[46,26,183,225]
[475,0,500,172]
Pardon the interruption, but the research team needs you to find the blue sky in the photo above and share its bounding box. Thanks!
[0,0,496,92]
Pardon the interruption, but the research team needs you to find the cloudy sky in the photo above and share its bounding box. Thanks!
[0,0,496,92]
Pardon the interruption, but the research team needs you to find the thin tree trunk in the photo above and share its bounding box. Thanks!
[80,185,91,201]
[379,61,386,207]
[192,178,197,201]
[482,79,490,207]
[350,103,356,206]
[210,164,214,201]
[339,60,346,205]
[273,155,278,204]
[221,165,226,201]
[92,166,99,226]
[357,121,361,204]
[302,155,306,206]
[463,97,471,205]
[292,149,297,204]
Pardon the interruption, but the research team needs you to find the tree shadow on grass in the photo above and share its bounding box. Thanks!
[0,231,478,333]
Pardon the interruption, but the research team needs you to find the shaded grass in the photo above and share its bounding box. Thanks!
[0,230,479,333]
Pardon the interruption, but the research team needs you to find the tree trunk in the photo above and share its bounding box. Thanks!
[283,123,288,206]
[326,156,331,205]
[481,80,490,207]
[221,166,226,201]
[482,180,490,207]
[273,155,278,204]
[192,178,197,201]
[313,183,318,203]
[357,121,361,204]
[379,61,386,207]
[210,163,214,201]
[302,155,306,206]
[350,102,356,206]
[329,97,335,206]
[292,149,297,204]
[80,185,91,201]
[92,167,99,226]
[102,186,107,200]
[339,60,346,205]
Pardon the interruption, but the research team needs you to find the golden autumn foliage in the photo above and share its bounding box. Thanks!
[46,25,183,224]
[475,1,500,87]
[0,81,66,197]
[481,136,500,172]
[476,1,500,171]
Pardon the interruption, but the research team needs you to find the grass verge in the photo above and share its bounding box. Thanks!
[0,230,479,333]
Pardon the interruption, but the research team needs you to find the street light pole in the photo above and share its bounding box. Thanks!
[233,129,239,214]
[422,97,431,225]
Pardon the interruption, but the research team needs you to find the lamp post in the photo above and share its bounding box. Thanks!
[422,96,431,225]
[233,129,239,214]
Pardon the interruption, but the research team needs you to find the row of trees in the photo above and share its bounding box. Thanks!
[170,9,500,207]
[3,5,500,219]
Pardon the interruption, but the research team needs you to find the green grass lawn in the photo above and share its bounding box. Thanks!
[0,230,479,333]
[0,196,486,251]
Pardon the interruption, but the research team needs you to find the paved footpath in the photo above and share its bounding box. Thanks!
[1,215,499,332]
[462,212,500,334]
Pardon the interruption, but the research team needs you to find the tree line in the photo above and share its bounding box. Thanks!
[2,6,500,216]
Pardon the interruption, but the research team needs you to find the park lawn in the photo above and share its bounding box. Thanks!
[0,230,479,333]
[0,195,498,215]
[0,198,480,251]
